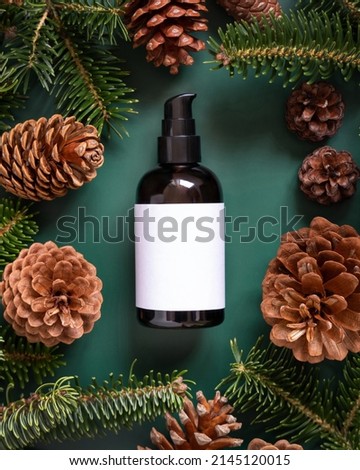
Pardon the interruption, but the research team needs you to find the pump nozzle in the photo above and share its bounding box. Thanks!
[164,93,195,120]
[158,93,201,164]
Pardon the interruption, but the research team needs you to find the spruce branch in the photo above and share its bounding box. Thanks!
[333,354,360,449]
[297,0,360,22]
[55,0,129,44]
[0,0,136,136]
[218,337,358,449]
[0,325,65,389]
[0,197,38,276]
[0,90,24,131]
[0,370,190,449]
[0,4,58,92]
[209,10,360,86]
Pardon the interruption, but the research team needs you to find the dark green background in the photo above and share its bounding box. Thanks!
[3,0,360,449]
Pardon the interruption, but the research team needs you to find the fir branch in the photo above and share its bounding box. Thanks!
[296,0,345,15]
[0,0,136,136]
[297,0,360,22]
[333,354,360,449]
[52,26,136,137]
[0,370,189,449]
[49,0,137,137]
[0,325,65,389]
[209,10,360,86]
[0,197,38,276]
[0,90,24,131]
[218,338,353,449]
[0,4,57,92]
[55,0,129,44]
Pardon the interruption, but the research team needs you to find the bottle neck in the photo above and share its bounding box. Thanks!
[158,135,201,164]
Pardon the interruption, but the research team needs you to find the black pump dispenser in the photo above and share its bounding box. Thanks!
[158,93,201,164]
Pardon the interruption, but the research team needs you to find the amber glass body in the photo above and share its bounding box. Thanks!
[136,162,224,328]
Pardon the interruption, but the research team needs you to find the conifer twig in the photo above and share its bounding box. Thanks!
[0,325,65,388]
[218,337,359,449]
[0,198,38,276]
[209,9,360,86]
[0,370,190,449]
[0,0,136,136]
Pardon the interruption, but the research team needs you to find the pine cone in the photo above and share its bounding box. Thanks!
[217,0,282,22]
[1,241,103,347]
[0,115,104,201]
[298,146,360,205]
[138,391,243,450]
[124,0,208,74]
[261,217,360,363]
[285,82,345,142]
[248,438,303,450]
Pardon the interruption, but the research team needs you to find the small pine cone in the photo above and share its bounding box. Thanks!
[124,0,208,74]
[217,0,281,23]
[0,115,104,201]
[285,82,345,142]
[138,390,243,450]
[261,217,360,363]
[298,146,360,205]
[217,0,281,22]
[1,241,103,347]
[248,438,303,450]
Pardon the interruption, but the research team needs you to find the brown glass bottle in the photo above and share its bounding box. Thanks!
[135,94,225,328]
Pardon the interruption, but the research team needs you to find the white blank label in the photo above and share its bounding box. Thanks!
[135,203,225,311]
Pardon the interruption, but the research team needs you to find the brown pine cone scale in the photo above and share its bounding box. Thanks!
[285,82,345,142]
[217,0,282,22]
[261,217,360,363]
[248,438,303,450]
[1,241,103,346]
[138,391,243,450]
[298,146,360,205]
[124,0,208,74]
[0,115,104,201]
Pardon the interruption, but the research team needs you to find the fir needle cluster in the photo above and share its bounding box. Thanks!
[0,0,137,137]
[218,337,360,449]
[209,6,360,86]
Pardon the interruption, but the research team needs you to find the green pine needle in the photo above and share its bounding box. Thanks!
[0,370,190,449]
[208,9,360,86]
[0,0,137,137]
[55,0,129,44]
[297,0,360,22]
[53,30,137,138]
[218,337,360,449]
[0,198,38,276]
[0,325,65,389]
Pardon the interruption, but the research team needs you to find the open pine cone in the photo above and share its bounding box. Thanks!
[298,146,360,205]
[248,438,303,450]
[1,241,103,346]
[124,0,208,74]
[0,115,104,201]
[285,82,345,142]
[261,217,360,363]
[217,0,282,22]
[138,390,243,450]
